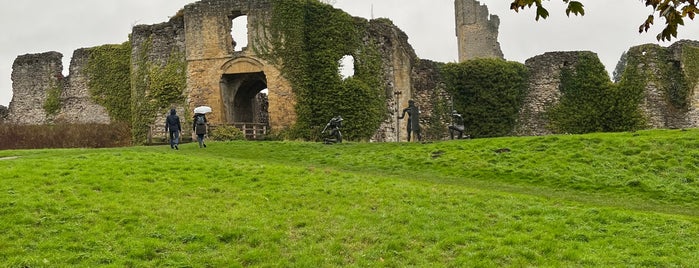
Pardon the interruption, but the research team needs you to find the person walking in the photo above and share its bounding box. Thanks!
[165,108,182,150]
[193,113,208,148]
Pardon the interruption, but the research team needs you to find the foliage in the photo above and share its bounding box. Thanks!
[682,45,699,92]
[623,44,692,112]
[209,125,246,141]
[1,129,699,266]
[0,122,131,149]
[612,51,627,83]
[510,0,698,41]
[441,58,529,138]
[422,90,452,141]
[42,85,62,116]
[130,38,187,144]
[547,52,645,133]
[86,43,132,122]
[264,0,385,141]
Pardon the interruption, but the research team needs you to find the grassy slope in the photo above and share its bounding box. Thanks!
[0,129,698,266]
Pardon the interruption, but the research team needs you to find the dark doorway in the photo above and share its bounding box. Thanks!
[220,72,268,124]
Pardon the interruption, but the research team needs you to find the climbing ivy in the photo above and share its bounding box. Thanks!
[86,42,132,122]
[441,58,529,138]
[548,52,645,133]
[681,45,699,94]
[43,84,62,116]
[264,0,385,141]
[130,38,187,144]
[624,44,692,111]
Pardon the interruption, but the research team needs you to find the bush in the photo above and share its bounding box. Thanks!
[0,123,132,150]
[441,59,529,138]
[548,52,646,133]
[209,125,246,141]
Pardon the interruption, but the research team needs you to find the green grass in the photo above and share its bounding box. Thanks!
[1,129,698,266]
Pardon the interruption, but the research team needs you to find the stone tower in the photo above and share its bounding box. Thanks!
[455,0,504,61]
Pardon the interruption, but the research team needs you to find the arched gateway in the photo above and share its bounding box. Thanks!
[219,57,270,137]
[183,2,296,137]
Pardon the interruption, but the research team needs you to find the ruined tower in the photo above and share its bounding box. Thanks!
[455,0,504,61]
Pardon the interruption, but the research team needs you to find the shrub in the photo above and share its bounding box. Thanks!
[209,125,246,141]
[441,59,529,138]
[548,52,646,134]
[0,123,131,150]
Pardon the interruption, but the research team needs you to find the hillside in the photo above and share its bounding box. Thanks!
[1,129,698,266]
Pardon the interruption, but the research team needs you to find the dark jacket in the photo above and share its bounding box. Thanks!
[193,114,207,135]
[165,109,181,132]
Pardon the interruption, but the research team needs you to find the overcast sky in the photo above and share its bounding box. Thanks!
[2,0,698,106]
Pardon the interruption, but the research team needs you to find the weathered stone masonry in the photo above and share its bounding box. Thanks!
[7,0,699,141]
[455,0,503,61]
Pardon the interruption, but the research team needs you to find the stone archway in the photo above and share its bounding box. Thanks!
[220,71,268,124]
[220,57,270,126]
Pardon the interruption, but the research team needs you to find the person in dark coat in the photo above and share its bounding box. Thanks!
[193,113,208,148]
[165,108,182,150]
[398,100,422,142]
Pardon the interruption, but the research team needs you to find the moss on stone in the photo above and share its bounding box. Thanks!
[43,84,62,116]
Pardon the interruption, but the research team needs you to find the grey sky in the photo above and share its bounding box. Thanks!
[2,0,698,106]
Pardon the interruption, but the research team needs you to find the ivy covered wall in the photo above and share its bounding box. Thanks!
[264,0,385,141]
[619,41,699,129]
[129,17,187,144]
[130,40,187,144]
[442,58,529,138]
[547,52,646,134]
[86,42,132,122]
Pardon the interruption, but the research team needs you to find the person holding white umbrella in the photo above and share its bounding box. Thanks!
[193,106,211,148]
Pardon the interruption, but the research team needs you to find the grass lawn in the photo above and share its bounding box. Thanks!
[1,129,698,266]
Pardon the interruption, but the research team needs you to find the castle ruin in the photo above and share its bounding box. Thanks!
[455,0,504,61]
[7,0,437,143]
[6,0,699,142]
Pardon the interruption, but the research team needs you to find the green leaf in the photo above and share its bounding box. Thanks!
[535,5,550,20]
[565,1,585,17]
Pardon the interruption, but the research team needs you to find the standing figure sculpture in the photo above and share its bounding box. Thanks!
[322,115,343,144]
[449,110,466,139]
[398,100,422,142]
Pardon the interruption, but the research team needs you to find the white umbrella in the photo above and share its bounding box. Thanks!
[193,106,212,114]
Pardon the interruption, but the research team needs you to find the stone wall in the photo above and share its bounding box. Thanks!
[411,59,450,140]
[455,0,504,61]
[364,21,445,142]
[131,15,187,138]
[55,48,111,124]
[8,52,63,124]
[626,40,699,129]
[0,105,8,123]
[182,0,295,134]
[514,51,594,136]
[12,0,697,142]
[513,40,699,136]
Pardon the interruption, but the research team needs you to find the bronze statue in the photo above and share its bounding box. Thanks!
[398,100,421,142]
[449,110,466,139]
[322,115,343,144]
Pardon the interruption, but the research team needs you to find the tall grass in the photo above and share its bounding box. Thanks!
[0,123,131,150]
[0,129,698,266]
